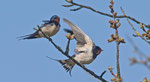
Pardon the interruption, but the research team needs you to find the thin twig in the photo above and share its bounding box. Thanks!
[120,7,150,45]
[65,39,70,55]
[116,41,121,81]
[100,70,107,78]
[115,22,121,82]
[63,1,150,29]
[127,37,150,69]
[108,1,122,81]
[127,36,147,59]
[37,26,107,82]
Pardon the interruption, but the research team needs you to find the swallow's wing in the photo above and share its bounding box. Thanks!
[63,18,93,54]
[63,18,93,45]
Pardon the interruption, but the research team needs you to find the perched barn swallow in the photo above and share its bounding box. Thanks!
[19,15,60,40]
[48,18,103,75]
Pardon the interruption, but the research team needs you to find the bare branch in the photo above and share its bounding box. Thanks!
[108,1,124,81]
[37,26,107,82]
[70,7,83,11]
[100,70,107,78]
[120,7,150,45]
[63,1,150,29]
[64,39,70,55]
[127,37,150,70]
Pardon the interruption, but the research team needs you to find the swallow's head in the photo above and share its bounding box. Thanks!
[93,46,103,55]
[50,15,60,23]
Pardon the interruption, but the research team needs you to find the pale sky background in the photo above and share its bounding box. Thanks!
[0,0,150,82]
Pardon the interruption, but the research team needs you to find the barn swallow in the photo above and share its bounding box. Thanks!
[48,18,102,75]
[19,15,60,40]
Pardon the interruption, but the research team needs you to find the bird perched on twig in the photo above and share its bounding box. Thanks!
[18,15,60,40]
[48,18,103,76]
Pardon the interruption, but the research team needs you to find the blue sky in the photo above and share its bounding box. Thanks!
[0,0,150,82]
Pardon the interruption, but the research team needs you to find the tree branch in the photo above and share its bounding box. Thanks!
[120,7,150,45]
[65,39,70,55]
[127,37,150,70]
[63,0,150,29]
[107,1,123,81]
[37,26,107,82]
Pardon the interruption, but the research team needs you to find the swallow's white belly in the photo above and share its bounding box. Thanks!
[74,53,94,64]
[39,24,60,37]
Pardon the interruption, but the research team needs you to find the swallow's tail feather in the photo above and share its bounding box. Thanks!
[46,56,75,76]
[59,59,75,76]
[17,31,40,40]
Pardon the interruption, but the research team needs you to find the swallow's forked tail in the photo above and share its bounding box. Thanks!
[17,31,39,40]
[46,56,75,76]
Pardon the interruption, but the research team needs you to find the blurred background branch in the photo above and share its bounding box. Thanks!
[127,37,150,70]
